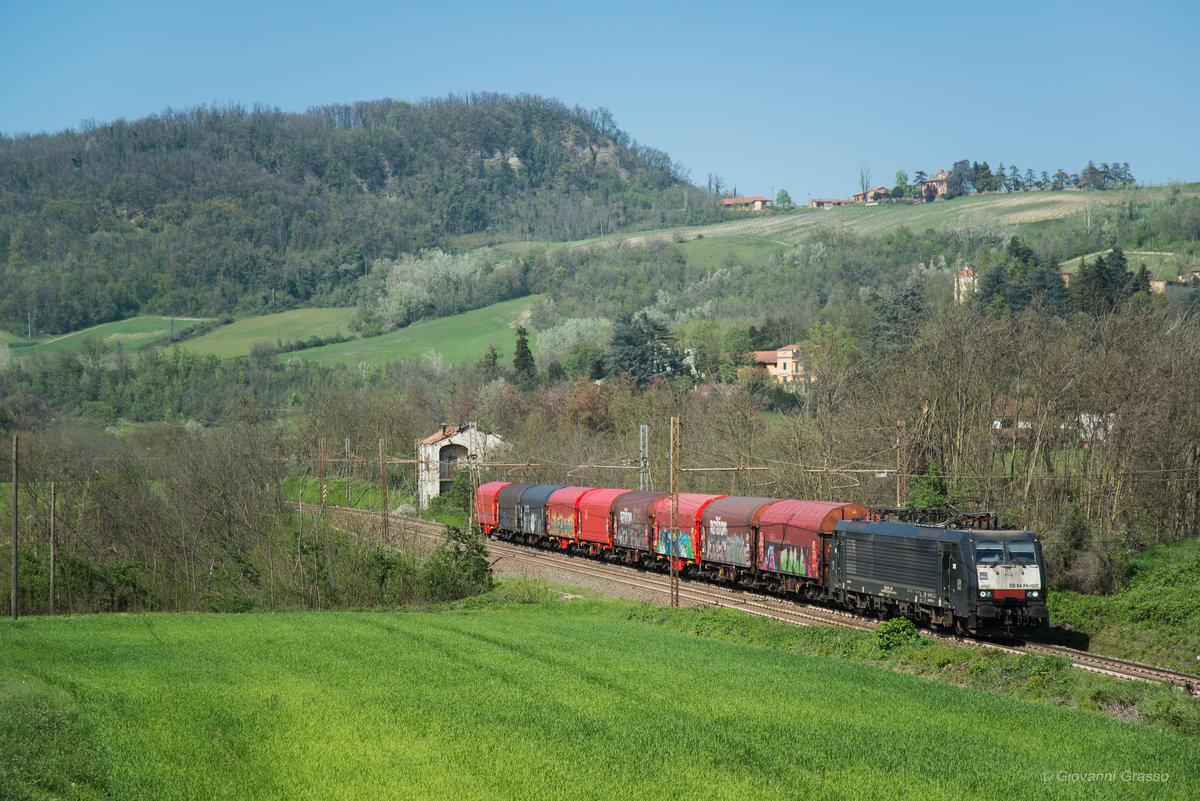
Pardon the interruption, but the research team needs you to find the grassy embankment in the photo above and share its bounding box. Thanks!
[181,308,357,358]
[1049,538,1200,672]
[281,476,466,530]
[2,589,1197,800]
[284,295,539,368]
[7,316,213,356]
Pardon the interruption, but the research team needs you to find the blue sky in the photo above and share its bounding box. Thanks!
[3,0,1197,198]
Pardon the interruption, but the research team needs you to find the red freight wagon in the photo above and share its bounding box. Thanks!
[545,486,596,546]
[612,491,666,552]
[475,481,512,533]
[651,493,726,562]
[757,500,868,581]
[700,496,781,569]
[576,488,631,546]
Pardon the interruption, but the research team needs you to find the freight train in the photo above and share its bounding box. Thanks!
[476,482,1049,634]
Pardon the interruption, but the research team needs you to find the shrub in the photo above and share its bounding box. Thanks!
[875,617,919,651]
[422,527,493,602]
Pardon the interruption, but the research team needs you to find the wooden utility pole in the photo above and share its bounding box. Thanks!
[669,417,681,608]
[49,482,56,615]
[378,439,389,542]
[896,420,908,508]
[11,434,17,621]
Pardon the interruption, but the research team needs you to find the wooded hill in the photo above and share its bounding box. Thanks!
[0,94,718,335]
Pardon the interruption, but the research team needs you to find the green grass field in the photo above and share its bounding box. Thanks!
[10,316,212,356]
[285,296,540,368]
[2,599,1196,800]
[181,308,357,358]
[678,234,786,267]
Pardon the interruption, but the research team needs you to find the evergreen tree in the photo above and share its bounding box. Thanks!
[870,279,924,354]
[1030,261,1070,315]
[974,266,1013,315]
[513,326,535,384]
[1105,247,1133,308]
[1132,264,1152,296]
[604,312,683,386]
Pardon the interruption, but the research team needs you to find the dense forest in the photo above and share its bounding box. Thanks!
[0,94,720,334]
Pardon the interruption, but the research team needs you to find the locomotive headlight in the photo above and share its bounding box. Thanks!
[1030,590,1039,598]
[979,590,993,599]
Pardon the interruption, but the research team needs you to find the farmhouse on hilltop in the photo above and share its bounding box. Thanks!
[923,169,951,200]
[852,187,892,203]
[723,196,773,212]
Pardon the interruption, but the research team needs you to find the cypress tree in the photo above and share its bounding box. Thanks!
[513,326,535,383]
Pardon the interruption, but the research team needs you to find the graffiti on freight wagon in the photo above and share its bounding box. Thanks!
[656,530,696,560]
[549,515,574,540]
[760,545,810,577]
[703,517,751,566]
[614,509,648,549]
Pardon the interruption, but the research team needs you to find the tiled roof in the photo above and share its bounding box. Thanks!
[723,196,772,205]
[420,424,460,445]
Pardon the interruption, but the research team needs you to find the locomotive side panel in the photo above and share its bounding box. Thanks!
[837,530,942,606]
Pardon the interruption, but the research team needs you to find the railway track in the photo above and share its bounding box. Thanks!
[296,503,1200,694]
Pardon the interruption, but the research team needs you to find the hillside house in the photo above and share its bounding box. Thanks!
[809,198,852,209]
[723,196,773,212]
[417,423,504,509]
[852,187,892,203]
[923,169,951,200]
[749,344,815,386]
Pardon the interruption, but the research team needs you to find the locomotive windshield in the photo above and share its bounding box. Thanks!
[1006,541,1038,564]
[975,538,1038,565]
[975,540,1004,564]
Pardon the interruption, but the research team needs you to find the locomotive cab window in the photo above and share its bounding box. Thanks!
[1006,541,1037,564]
[975,540,1004,564]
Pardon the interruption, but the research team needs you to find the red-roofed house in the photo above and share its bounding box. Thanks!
[723,196,773,212]
[749,344,815,386]
[852,187,892,203]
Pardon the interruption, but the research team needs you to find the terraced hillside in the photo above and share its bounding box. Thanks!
[626,187,1176,245]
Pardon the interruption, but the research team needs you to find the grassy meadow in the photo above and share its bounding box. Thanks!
[10,316,212,356]
[181,308,357,358]
[2,595,1197,800]
[285,296,539,368]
